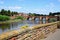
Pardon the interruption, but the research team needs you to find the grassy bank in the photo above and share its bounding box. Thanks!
[0,19,21,24]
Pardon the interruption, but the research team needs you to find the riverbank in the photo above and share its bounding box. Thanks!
[0,19,22,24]
[0,21,58,40]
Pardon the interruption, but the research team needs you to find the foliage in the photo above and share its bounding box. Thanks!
[0,15,10,21]
[28,13,41,16]
[15,16,24,20]
[49,18,57,22]
[49,12,53,16]
[28,13,35,16]
[49,12,60,16]
[0,9,18,16]
[28,13,47,16]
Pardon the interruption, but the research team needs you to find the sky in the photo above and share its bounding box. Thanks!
[0,0,60,14]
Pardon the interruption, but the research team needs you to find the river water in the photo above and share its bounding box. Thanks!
[0,20,48,34]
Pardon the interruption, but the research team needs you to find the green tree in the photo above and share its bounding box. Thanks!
[13,12,18,15]
[40,14,43,16]
[28,13,32,16]
[49,12,53,16]
[7,10,11,16]
[0,9,5,15]
[0,9,19,16]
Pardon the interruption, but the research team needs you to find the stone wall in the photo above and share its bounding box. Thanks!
[16,23,57,40]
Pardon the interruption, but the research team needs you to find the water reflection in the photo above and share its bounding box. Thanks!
[0,24,10,33]
[0,20,49,34]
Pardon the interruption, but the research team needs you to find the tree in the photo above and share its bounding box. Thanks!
[28,13,41,16]
[11,12,14,16]
[49,12,53,16]
[49,12,60,16]
[13,12,18,15]
[28,13,32,16]
[7,10,11,16]
[0,9,19,16]
[0,9,5,15]
[40,14,43,16]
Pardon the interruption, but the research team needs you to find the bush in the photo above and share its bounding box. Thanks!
[49,18,57,22]
[15,16,24,20]
[0,15,10,21]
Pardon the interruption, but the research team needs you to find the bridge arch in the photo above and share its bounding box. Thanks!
[42,17,46,24]
[27,17,32,20]
[34,16,40,21]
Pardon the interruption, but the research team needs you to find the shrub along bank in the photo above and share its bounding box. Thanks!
[0,15,25,24]
[0,15,10,21]
[15,16,25,20]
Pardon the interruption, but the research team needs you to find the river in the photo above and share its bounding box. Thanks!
[0,20,49,34]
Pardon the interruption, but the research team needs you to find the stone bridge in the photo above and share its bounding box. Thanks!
[24,16,58,21]
[0,21,60,40]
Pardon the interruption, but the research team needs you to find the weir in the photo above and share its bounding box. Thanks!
[0,21,60,40]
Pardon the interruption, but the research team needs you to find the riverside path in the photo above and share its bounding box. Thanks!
[41,29,60,40]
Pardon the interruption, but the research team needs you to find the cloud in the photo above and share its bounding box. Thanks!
[26,3,55,14]
[8,6,22,9]
[45,3,55,13]
[0,6,22,11]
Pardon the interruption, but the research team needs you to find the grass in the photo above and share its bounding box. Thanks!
[20,25,29,29]
[0,19,21,24]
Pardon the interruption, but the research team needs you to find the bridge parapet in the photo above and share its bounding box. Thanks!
[0,21,59,40]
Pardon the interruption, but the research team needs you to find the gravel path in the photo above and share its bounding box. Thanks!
[42,29,60,40]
